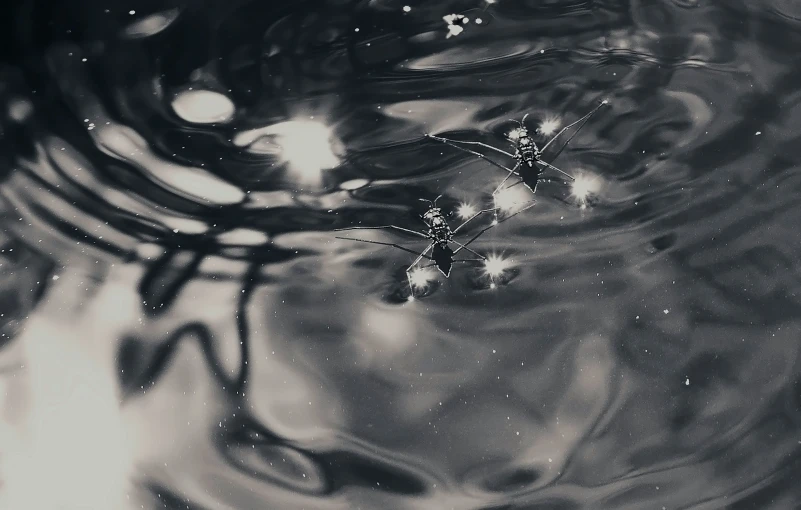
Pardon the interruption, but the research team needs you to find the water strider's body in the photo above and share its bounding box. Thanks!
[426,99,609,216]
[335,196,534,298]
[419,205,456,276]
[507,120,549,193]
[513,124,541,169]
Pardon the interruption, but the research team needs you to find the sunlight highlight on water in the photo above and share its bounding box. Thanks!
[537,116,561,137]
[456,202,478,220]
[233,119,340,189]
[570,171,603,209]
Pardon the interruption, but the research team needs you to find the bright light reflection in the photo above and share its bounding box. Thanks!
[484,254,512,278]
[494,184,531,213]
[570,172,603,209]
[484,254,513,289]
[538,116,561,136]
[409,267,437,290]
[507,127,525,140]
[275,120,339,184]
[233,120,340,187]
[457,202,477,220]
[444,14,468,38]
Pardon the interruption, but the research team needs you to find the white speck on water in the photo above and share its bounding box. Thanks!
[685,377,690,386]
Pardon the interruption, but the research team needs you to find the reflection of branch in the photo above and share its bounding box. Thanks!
[137,250,204,318]
[234,261,260,391]
[121,261,259,398]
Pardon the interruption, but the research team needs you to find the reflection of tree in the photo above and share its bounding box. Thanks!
[120,256,269,398]
[0,235,55,350]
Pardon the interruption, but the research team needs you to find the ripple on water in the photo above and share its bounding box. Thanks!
[2,0,801,508]
[222,421,330,495]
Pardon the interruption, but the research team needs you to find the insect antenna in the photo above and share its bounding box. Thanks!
[418,196,444,216]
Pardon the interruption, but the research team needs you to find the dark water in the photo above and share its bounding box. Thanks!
[1,0,801,508]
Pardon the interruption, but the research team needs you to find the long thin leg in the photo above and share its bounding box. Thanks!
[536,159,575,181]
[406,242,435,296]
[334,225,428,238]
[541,100,608,153]
[336,236,434,260]
[497,200,538,224]
[425,134,519,174]
[452,241,486,260]
[422,259,483,268]
[506,178,535,195]
[454,223,496,255]
[491,161,522,197]
[453,207,500,234]
[491,162,524,221]
[454,200,537,254]
[426,133,516,158]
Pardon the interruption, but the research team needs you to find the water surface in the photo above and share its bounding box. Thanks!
[1,0,801,508]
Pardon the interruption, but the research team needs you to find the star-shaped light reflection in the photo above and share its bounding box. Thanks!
[507,127,525,140]
[538,116,561,137]
[570,172,603,209]
[409,267,437,290]
[456,202,477,220]
[483,254,513,289]
[484,254,512,278]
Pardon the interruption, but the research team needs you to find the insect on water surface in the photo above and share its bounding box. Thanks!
[426,99,609,219]
[335,195,534,298]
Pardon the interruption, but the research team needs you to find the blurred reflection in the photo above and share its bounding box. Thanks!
[0,268,140,509]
